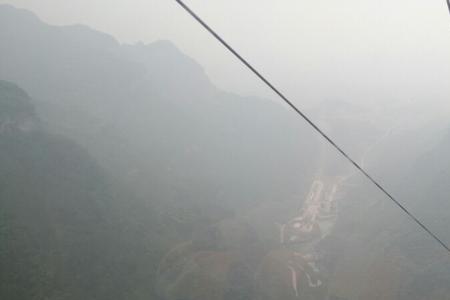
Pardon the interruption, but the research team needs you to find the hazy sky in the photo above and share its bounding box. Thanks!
[2,0,450,114]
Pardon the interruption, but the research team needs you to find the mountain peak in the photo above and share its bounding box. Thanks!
[0,4,41,22]
[0,4,118,49]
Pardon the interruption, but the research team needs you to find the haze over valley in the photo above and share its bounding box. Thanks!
[1,3,450,300]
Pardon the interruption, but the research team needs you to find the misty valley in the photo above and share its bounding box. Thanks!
[1,4,450,300]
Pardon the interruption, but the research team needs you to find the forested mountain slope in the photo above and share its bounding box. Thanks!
[322,125,450,300]
[0,4,318,218]
[0,5,322,300]
[0,81,164,299]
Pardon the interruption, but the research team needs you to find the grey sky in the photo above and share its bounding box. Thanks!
[2,0,450,114]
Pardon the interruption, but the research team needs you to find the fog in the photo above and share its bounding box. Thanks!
[1,1,450,300]
[3,1,450,105]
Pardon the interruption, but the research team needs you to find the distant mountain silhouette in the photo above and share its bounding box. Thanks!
[0,4,318,216]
